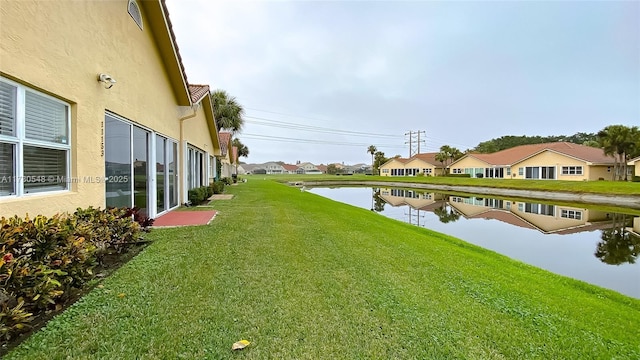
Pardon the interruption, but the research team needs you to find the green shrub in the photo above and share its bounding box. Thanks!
[0,207,146,343]
[212,181,225,194]
[446,173,472,178]
[221,177,232,185]
[205,185,214,198]
[633,176,640,183]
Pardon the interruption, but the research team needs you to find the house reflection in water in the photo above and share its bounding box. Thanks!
[377,188,637,236]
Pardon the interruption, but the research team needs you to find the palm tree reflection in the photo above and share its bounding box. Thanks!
[595,214,640,265]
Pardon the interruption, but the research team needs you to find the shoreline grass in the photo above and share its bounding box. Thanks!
[262,173,640,196]
[6,179,640,359]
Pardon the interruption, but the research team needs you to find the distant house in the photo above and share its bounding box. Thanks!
[404,153,444,176]
[379,154,444,176]
[316,164,328,174]
[298,162,322,174]
[261,162,286,174]
[379,157,410,176]
[282,164,300,174]
[237,164,256,175]
[628,156,640,178]
[450,142,616,181]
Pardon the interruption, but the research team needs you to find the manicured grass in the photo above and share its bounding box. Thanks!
[261,174,640,196]
[6,179,640,359]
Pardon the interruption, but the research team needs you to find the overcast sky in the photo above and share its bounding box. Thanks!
[165,0,639,165]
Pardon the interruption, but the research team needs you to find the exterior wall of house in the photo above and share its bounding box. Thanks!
[404,159,439,176]
[0,1,185,217]
[588,165,615,181]
[379,159,406,176]
[182,105,216,194]
[512,151,588,181]
[449,157,493,178]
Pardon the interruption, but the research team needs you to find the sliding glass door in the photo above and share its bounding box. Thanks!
[155,134,179,214]
[105,116,133,208]
[105,113,178,216]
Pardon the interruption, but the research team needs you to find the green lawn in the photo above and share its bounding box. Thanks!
[260,173,640,196]
[7,179,640,359]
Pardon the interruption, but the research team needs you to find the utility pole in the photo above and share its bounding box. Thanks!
[406,130,426,157]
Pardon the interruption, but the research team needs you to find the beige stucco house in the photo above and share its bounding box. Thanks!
[450,142,615,181]
[379,157,409,176]
[379,153,444,176]
[0,0,221,218]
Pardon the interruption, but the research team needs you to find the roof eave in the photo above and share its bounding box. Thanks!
[141,0,191,106]
[201,95,222,156]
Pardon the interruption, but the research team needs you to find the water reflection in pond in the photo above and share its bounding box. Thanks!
[308,187,640,299]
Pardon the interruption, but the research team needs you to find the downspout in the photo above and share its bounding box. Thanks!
[179,104,200,204]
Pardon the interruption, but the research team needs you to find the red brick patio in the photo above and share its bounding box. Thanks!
[153,210,217,227]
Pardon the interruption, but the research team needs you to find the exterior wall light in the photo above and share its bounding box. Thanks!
[98,73,116,89]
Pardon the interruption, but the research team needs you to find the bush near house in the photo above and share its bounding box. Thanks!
[187,181,226,205]
[446,173,472,178]
[0,207,150,345]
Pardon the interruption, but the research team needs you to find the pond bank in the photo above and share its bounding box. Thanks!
[300,180,640,210]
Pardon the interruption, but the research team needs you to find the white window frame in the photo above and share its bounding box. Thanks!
[561,166,583,175]
[0,77,71,197]
[561,209,582,220]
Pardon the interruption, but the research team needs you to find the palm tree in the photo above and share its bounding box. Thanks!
[211,90,245,133]
[367,145,377,175]
[435,152,448,175]
[597,125,637,180]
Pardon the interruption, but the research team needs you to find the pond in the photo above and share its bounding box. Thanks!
[307,186,640,299]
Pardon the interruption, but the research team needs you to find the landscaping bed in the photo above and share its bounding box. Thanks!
[0,207,153,355]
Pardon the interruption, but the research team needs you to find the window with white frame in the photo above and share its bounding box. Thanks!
[187,145,205,190]
[561,166,583,175]
[0,78,70,196]
[382,168,389,174]
[452,168,462,174]
[561,209,582,220]
[423,168,432,174]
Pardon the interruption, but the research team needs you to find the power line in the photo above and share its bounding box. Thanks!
[245,116,401,138]
[245,107,475,149]
[241,133,406,148]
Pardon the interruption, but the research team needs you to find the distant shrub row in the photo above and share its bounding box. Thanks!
[445,173,472,178]
[1,207,151,343]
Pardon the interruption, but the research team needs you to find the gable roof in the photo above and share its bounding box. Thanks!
[282,164,299,171]
[409,152,442,167]
[628,156,640,165]
[186,84,221,156]
[380,157,410,167]
[453,142,614,167]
